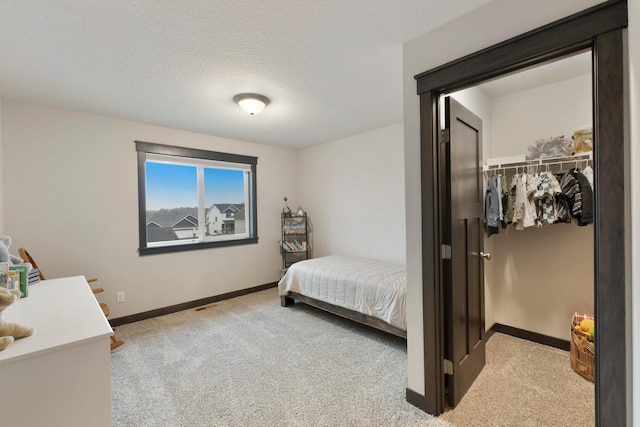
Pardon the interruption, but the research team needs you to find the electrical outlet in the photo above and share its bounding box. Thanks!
[116,291,125,303]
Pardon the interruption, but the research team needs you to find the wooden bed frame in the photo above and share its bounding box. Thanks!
[281,291,407,339]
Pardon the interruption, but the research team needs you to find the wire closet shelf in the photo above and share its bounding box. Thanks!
[482,151,592,174]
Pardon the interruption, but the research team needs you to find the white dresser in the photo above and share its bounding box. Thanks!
[0,276,113,426]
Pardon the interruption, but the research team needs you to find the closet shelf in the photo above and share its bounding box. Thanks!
[483,151,592,172]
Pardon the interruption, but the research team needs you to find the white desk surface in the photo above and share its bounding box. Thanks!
[0,276,113,365]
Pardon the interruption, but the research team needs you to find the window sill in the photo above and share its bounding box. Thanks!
[139,237,259,256]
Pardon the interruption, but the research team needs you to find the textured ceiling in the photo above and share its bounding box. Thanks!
[0,0,491,149]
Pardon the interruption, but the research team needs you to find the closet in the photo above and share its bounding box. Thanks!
[451,50,594,352]
[414,2,626,421]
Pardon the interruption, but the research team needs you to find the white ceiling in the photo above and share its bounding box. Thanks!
[477,50,592,98]
[0,0,492,149]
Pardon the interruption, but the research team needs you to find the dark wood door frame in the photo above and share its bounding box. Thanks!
[411,1,628,425]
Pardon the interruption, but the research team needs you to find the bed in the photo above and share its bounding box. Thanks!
[278,255,407,338]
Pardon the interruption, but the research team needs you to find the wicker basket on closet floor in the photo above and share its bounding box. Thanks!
[570,313,595,382]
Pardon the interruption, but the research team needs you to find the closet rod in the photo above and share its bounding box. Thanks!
[482,151,592,173]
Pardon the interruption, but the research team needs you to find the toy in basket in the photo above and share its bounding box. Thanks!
[570,312,595,382]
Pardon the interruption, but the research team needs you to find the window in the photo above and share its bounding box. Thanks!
[136,141,258,255]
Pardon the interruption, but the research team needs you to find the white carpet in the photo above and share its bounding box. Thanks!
[111,287,594,426]
[439,333,595,426]
[111,287,450,427]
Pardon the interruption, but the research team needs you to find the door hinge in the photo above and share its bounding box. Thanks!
[441,244,452,260]
[443,359,453,375]
[441,129,450,144]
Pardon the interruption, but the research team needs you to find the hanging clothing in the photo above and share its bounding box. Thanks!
[582,165,594,190]
[497,175,504,222]
[483,160,595,232]
[571,168,594,226]
[555,196,572,224]
[521,173,539,229]
[501,174,513,227]
[510,174,524,228]
[534,171,561,226]
[485,175,501,237]
[556,171,581,223]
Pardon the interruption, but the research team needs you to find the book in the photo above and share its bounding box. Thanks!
[9,265,29,297]
[280,240,307,252]
[0,262,8,289]
[28,268,41,285]
[280,241,296,252]
[7,270,20,292]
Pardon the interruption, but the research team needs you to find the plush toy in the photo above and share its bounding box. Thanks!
[0,287,34,351]
[0,236,23,265]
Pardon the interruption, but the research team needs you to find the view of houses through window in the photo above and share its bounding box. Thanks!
[136,141,258,255]
[145,203,247,243]
[145,161,247,244]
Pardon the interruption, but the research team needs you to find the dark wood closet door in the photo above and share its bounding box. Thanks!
[443,96,485,407]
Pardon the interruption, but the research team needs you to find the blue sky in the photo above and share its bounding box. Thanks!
[146,162,245,211]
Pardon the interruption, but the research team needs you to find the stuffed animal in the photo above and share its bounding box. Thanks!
[0,236,23,265]
[0,287,34,351]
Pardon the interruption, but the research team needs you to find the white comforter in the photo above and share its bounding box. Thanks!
[278,255,407,331]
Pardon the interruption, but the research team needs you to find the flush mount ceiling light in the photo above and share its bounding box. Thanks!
[233,93,270,115]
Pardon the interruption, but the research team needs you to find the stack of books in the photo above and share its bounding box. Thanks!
[0,262,8,289]
[5,264,29,298]
[279,240,307,252]
[0,263,38,296]
[28,268,41,285]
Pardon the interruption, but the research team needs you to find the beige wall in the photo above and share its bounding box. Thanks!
[449,75,594,341]
[487,74,593,340]
[0,99,3,235]
[298,122,406,264]
[2,105,407,321]
[1,102,298,319]
[490,74,592,156]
